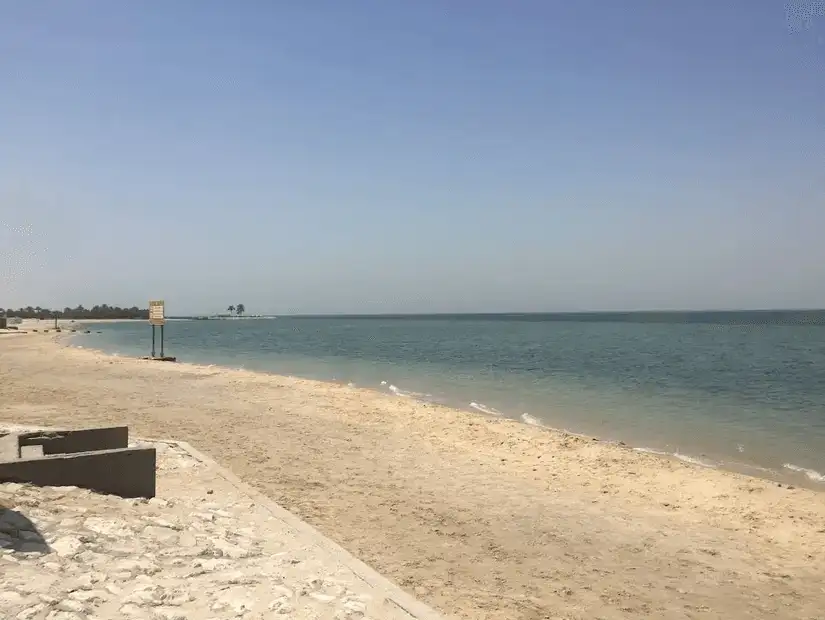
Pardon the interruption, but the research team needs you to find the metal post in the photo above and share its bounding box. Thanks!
[151,325,156,358]
[160,324,165,358]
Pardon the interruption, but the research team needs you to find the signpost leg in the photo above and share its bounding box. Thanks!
[149,301,168,361]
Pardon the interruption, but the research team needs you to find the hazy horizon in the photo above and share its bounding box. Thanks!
[3,2,824,316]
[8,304,825,319]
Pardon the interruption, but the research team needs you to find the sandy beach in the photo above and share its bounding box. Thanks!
[1,330,824,619]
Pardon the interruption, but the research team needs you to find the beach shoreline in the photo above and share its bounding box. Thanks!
[65,321,825,491]
[2,330,825,618]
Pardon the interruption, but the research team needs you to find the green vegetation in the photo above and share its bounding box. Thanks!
[235,303,245,316]
[0,304,149,320]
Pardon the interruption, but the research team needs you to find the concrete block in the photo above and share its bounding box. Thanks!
[17,426,128,455]
[0,447,156,498]
[0,433,19,461]
[19,445,44,459]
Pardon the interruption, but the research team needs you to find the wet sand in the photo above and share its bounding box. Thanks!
[1,331,824,619]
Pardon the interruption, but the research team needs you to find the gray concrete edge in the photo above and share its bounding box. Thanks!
[0,423,445,619]
[145,437,446,620]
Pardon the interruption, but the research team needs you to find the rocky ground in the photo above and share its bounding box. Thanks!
[0,439,436,620]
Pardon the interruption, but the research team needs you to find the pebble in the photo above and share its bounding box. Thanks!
[0,437,420,620]
[0,591,25,605]
[119,604,145,616]
[46,612,84,620]
[68,589,107,603]
[51,536,83,557]
[56,599,87,613]
[143,525,179,543]
[269,598,294,615]
[151,608,187,620]
[16,603,47,620]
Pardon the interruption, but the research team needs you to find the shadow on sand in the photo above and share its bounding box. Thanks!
[0,503,51,553]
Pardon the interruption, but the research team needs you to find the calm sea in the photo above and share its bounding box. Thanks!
[74,312,825,487]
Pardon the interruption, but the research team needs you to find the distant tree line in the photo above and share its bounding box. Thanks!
[226,304,246,316]
[0,304,149,320]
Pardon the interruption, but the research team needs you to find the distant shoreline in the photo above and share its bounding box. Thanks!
[9,308,825,326]
[72,322,825,490]
[170,309,825,326]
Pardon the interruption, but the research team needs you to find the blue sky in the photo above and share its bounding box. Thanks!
[2,1,824,314]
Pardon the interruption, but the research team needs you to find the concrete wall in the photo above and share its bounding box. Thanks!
[0,433,19,461]
[17,427,129,455]
[0,447,157,498]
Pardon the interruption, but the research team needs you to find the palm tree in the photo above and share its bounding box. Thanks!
[235,304,245,316]
[227,305,235,316]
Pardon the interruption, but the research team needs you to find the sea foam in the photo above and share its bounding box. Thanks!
[387,383,432,401]
[783,463,825,483]
[633,447,669,456]
[520,413,544,427]
[469,402,503,416]
[673,452,716,468]
[634,447,716,468]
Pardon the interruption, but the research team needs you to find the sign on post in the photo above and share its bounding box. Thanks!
[149,300,165,326]
[148,300,167,359]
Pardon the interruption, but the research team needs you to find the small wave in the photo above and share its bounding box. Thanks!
[783,463,825,483]
[380,380,387,385]
[520,413,544,427]
[633,447,715,468]
[387,384,432,400]
[469,402,502,416]
[347,382,355,388]
[737,463,776,475]
[737,444,745,453]
[674,452,716,468]
[634,447,669,456]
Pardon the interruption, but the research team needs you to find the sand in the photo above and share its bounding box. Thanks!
[1,327,824,619]
[1,437,440,619]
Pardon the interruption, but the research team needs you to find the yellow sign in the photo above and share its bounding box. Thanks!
[149,300,165,326]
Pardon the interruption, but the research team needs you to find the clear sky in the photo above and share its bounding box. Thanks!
[2,1,824,315]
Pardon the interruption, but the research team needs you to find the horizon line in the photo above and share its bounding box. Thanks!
[184,308,825,318]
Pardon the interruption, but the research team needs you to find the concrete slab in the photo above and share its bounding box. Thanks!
[0,433,19,460]
[17,426,129,455]
[19,445,44,459]
[0,424,443,618]
[167,439,443,620]
[0,447,156,498]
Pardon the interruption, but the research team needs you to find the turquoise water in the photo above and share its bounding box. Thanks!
[75,314,825,486]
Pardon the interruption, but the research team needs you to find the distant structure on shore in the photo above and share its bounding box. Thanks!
[0,304,149,320]
[189,312,273,321]
[226,304,246,317]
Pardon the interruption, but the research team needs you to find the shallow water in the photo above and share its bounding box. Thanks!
[75,314,825,485]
